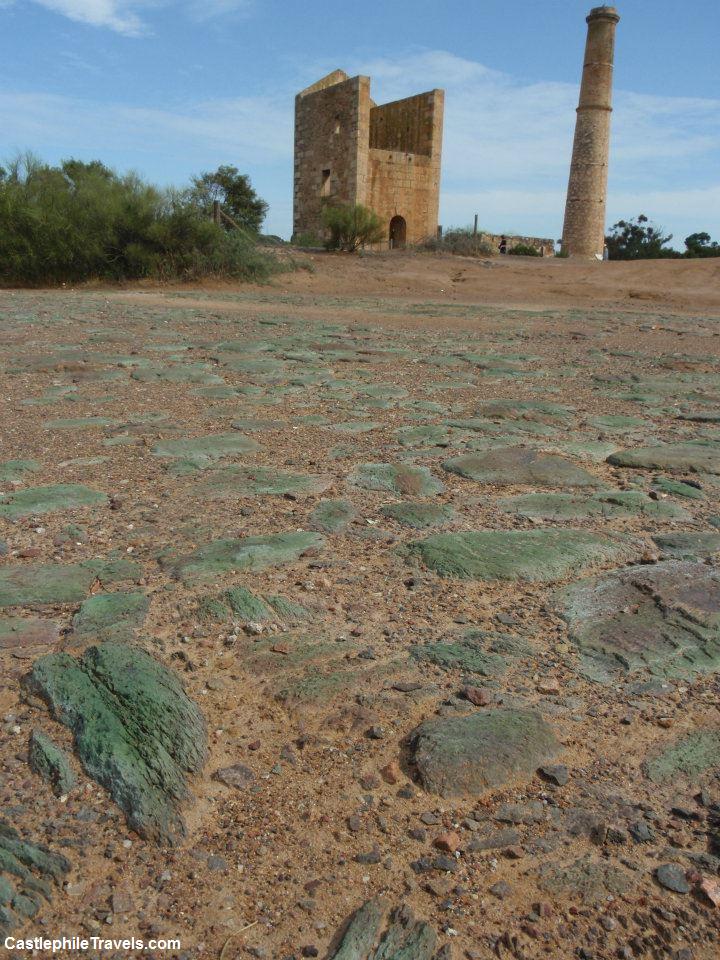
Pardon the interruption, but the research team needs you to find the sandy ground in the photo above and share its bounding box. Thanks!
[1,252,720,960]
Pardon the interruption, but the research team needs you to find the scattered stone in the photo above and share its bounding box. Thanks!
[213,763,255,790]
[538,764,569,786]
[411,708,560,797]
[656,863,690,894]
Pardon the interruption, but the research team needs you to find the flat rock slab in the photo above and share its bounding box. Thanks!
[132,364,223,385]
[0,460,41,483]
[348,462,445,497]
[381,502,456,530]
[198,465,332,498]
[328,898,439,960]
[652,533,720,559]
[556,561,720,682]
[607,441,720,475]
[403,529,634,582]
[0,484,107,519]
[0,617,59,649]
[645,730,720,783]
[0,819,70,935]
[72,591,149,643]
[310,500,357,533]
[537,856,633,906]
[152,433,259,464]
[162,531,324,582]
[0,558,140,607]
[443,447,599,488]
[499,490,688,521]
[23,642,208,845]
[411,708,560,797]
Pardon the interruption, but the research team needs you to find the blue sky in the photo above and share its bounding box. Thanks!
[1,0,719,247]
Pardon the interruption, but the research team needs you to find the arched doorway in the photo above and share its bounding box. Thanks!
[389,215,407,250]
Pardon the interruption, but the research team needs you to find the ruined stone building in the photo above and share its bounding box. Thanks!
[293,70,444,248]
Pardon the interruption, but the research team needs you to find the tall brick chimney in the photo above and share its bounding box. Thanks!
[561,6,621,259]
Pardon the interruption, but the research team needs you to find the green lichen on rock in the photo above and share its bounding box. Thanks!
[443,447,599,488]
[403,529,633,582]
[0,819,70,935]
[162,531,323,583]
[556,561,720,683]
[411,708,560,797]
[395,425,452,448]
[199,465,331,498]
[23,642,208,845]
[0,484,107,519]
[348,463,444,497]
[310,500,357,533]
[537,856,633,905]
[651,533,720,559]
[0,460,41,484]
[44,416,119,430]
[651,477,705,500]
[0,558,140,607]
[381,502,456,530]
[607,441,720,475]
[132,363,223,385]
[72,591,149,643]
[499,490,688,521]
[328,899,439,960]
[28,729,76,796]
[410,635,508,677]
[152,433,258,466]
[645,730,720,783]
[223,586,272,622]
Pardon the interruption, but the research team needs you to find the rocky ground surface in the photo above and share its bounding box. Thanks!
[1,258,720,959]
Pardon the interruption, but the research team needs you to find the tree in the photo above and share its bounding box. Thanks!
[605,214,677,260]
[188,165,267,233]
[321,203,384,252]
[685,232,720,258]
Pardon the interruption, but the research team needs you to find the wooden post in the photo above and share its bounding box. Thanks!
[437,225,443,239]
[213,201,221,226]
[473,214,478,236]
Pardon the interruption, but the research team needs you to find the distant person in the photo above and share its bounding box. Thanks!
[499,236,508,255]
[603,244,610,261]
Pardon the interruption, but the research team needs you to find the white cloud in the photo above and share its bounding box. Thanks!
[18,0,253,34]
[32,0,145,35]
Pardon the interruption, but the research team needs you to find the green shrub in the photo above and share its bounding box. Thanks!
[508,243,542,257]
[321,203,384,252]
[421,228,495,257]
[292,231,323,248]
[0,153,279,286]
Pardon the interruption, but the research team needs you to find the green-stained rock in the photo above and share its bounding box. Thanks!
[28,729,76,796]
[199,465,331,498]
[162,532,323,582]
[588,415,650,431]
[0,820,70,936]
[223,587,272,622]
[348,463,444,497]
[403,529,634,582]
[45,416,119,430]
[72,591,149,643]
[23,643,208,845]
[499,490,688,521]
[651,477,705,500]
[0,558,140,607]
[152,433,258,465]
[645,730,720,782]
[328,899,438,960]
[556,561,720,683]
[410,635,507,677]
[0,484,107,519]
[132,364,223,385]
[332,421,382,434]
[537,857,633,906]
[411,708,560,797]
[265,595,311,622]
[443,447,599,488]
[381,502,455,530]
[0,460,41,484]
[652,533,720,559]
[310,500,357,533]
[395,425,451,448]
[0,617,58,649]
[607,441,720,475]
[230,418,284,432]
[475,399,573,421]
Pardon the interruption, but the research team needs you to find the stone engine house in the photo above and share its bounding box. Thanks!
[293,70,444,248]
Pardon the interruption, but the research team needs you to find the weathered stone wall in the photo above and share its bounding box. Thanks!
[293,73,443,246]
[293,71,369,239]
[478,233,556,257]
[562,6,620,259]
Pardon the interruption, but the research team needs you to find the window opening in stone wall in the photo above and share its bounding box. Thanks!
[321,169,331,197]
